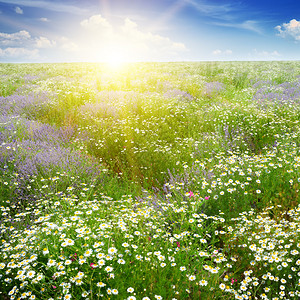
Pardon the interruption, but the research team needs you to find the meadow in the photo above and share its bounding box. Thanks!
[0,61,299,300]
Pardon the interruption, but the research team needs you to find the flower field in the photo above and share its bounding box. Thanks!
[0,61,300,299]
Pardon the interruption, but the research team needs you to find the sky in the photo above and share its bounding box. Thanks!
[0,0,300,63]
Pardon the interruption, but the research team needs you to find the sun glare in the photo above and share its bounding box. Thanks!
[105,50,127,69]
[95,40,142,70]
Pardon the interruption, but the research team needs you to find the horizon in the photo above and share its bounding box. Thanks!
[0,0,300,63]
[1,59,300,65]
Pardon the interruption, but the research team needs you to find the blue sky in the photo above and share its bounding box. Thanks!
[0,0,299,62]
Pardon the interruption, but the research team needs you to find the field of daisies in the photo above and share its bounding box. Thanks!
[0,61,300,300]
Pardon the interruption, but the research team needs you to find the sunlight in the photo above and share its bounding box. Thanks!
[104,49,127,70]
[96,42,135,70]
[93,36,147,69]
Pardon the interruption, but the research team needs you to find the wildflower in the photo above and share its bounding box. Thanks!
[47,259,56,267]
[27,271,35,279]
[199,279,208,286]
[42,248,49,255]
[98,259,105,266]
[97,282,106,287]
[279,285,285,290]
[105,266,113,272]
[70,253,77,262]
[96,252,105,259]
[231,278,237,284]
[118,259,125,264]
[112,289,118,295]
[62,239,74,247]
[90,263,96,269]
[84,249,93,257]
[188,275,196,281]
[108,247,117,255]
[82,291,89,297]
[57,262,65,270]
[240,285,247,291]
[75,279,83,286]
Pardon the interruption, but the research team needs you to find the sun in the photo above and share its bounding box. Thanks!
[97,43,132,70]
[94,38,143,68]
[105,50,127,69]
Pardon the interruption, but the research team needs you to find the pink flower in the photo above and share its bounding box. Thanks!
[90,263,95,269]
[176,242,180,248]
[189,191,194,198]
[52,285,57,289]
[204,196,210,200]
[71,253,77,262]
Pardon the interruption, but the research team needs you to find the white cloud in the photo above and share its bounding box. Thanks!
[0,0,87,14]
[121,17,186,51]
[275,19,300,41]
[58,37,79,52]
[0,30,38,60]
[35,36,56,48]
[39,17,49,22]
[212,20,262,34]
[0,30,31,46]
[0,30,55,49]
[213,49,232,55]
[0,47,38,58]
[80,14,113,37]
[0,30,30,40]
[0,14,187,62]
[0,30,55,61]
[212,49,221,55]
[252,49,280,59]
[184,0,234,20]
[240,20,262,34]
[15,6,23,14]
[78,14,187,61]
[0,29,80,61]
[265,50,280,56]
